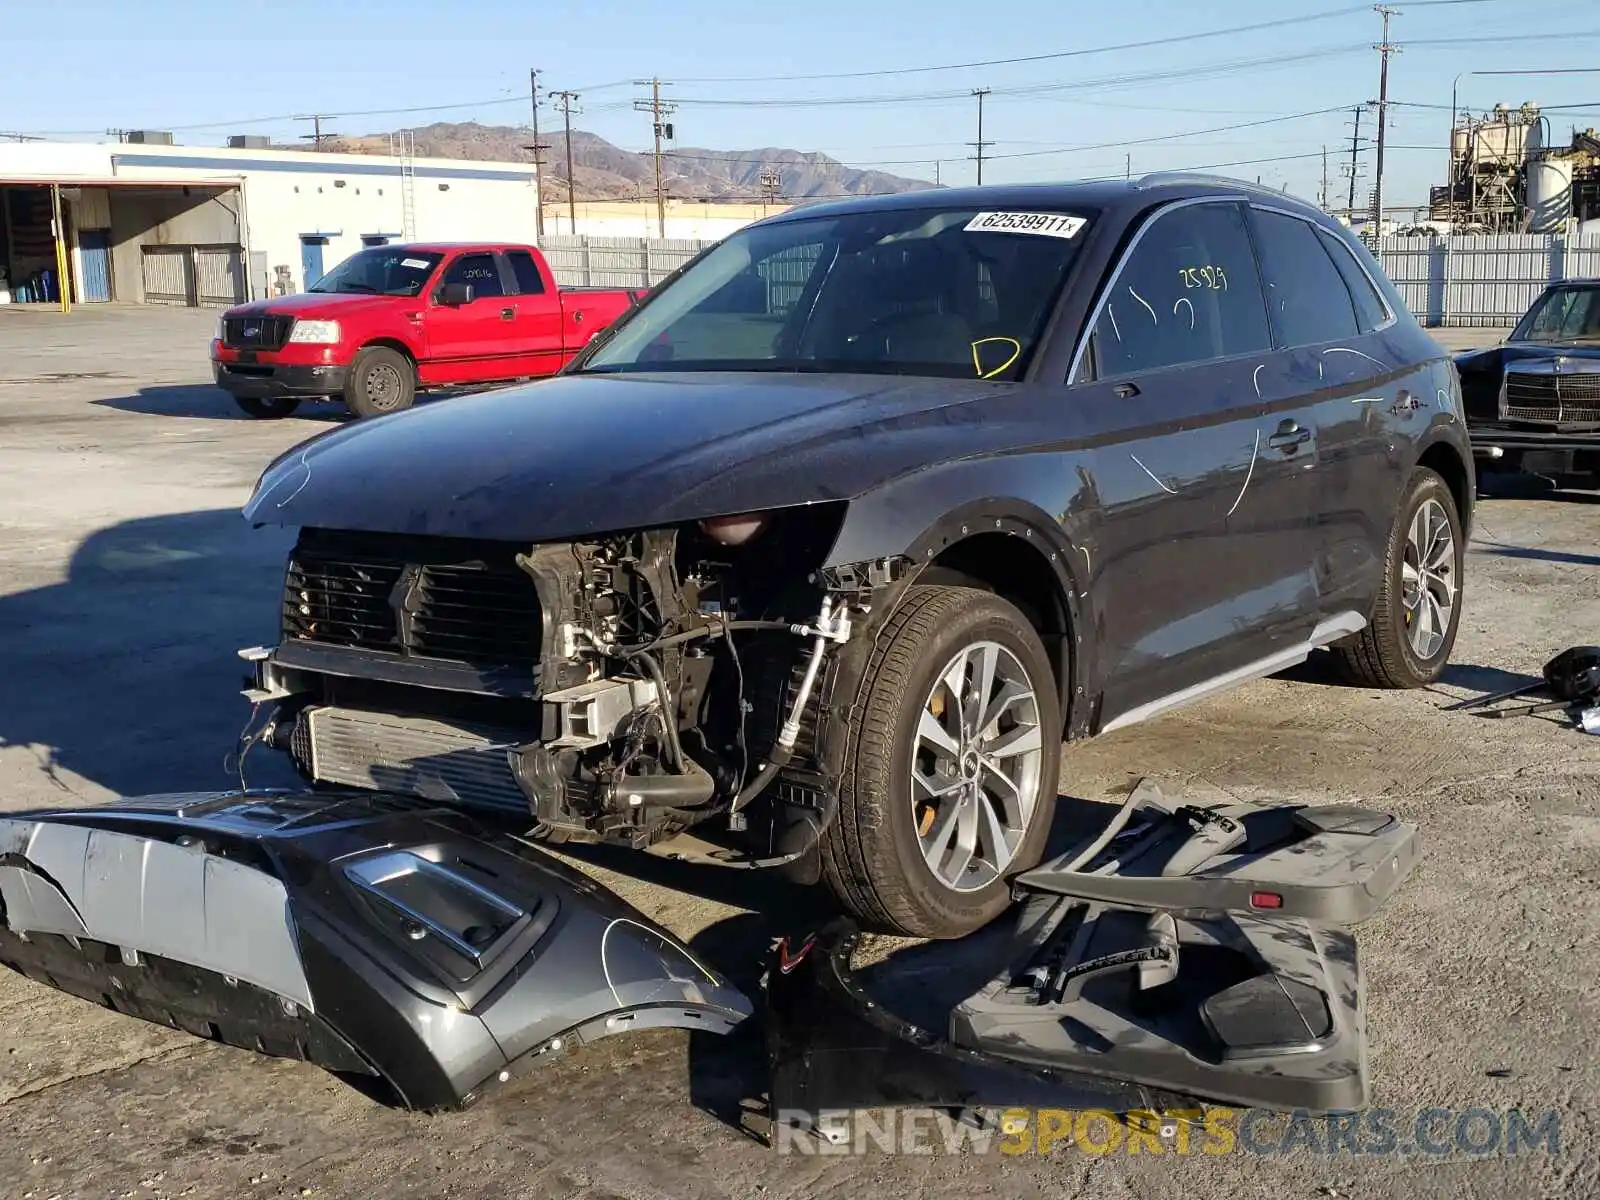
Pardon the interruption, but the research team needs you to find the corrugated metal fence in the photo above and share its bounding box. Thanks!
[540,231,1600,329]
[540,234,710,289]
[1376,233,1600,327]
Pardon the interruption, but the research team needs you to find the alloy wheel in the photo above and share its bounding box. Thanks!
[911,640,1045,892]
[1401,496,1456,660]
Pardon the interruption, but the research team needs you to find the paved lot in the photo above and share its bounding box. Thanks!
[0,305,1596,1200]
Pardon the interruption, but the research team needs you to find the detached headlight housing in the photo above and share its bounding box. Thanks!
[699,512,771,546]
[287,319,342,345]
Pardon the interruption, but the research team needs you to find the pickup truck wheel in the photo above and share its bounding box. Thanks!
[1333,466,1464,688]
[819,584,1060,939]
[232,395,301,419]
[344,346,415,418]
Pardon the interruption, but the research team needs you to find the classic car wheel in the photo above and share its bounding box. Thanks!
[344,346,416,419]
[1333,466,1464,688]
[820,584,1060,939]
[232,395,302,419]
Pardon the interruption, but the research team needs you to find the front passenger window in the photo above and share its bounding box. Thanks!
[441,253,505,299]
[1090,202,1271,379]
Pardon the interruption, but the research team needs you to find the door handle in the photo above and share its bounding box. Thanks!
[1267,419,1312,452]
[1113,381,1141,399]
[500,306,516,320]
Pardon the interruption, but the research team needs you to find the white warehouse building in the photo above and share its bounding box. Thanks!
[0,136,540,307]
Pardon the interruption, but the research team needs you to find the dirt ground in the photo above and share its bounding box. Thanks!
[0,305,1596,1200]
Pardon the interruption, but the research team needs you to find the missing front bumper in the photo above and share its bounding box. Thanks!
[0,790,752,1111]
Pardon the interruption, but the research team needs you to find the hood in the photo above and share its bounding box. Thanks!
[244,371,1020,541]
[1460,341,1600,367]
[226,292,399,319]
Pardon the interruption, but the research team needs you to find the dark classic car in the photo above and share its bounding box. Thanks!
[1456,278,1600,487]
[221,175,1473,939]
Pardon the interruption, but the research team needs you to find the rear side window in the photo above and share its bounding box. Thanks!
[442,253,505,298]
[1318,229,1390,332]
[505,250,546,295]
[1090,201,1272,379]
[1250,209,1359,346]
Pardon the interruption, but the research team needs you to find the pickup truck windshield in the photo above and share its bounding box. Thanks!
[1512,284,1600,343]
[578,206,1094,380]
[309,248,443,297]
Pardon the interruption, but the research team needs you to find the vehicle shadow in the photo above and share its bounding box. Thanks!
[1477,470,1600,504]
[1477,542,1600,568]
[91,385,348,423]
[677,790,1121,1133]
[0,508,299,804]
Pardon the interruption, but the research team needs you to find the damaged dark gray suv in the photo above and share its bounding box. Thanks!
[237,175,1473,940]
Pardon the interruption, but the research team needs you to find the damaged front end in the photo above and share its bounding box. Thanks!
[0,791,751,1111]
[763,779,1421,1136]
[241,504,906,867]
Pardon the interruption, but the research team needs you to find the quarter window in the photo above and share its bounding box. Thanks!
[1249,209,1359,346]
[505,250,546,295]
[441,253,505,299]
[1089,202,1271,379]
[1318,229,1391,332]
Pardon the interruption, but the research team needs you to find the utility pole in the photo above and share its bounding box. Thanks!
[1321,144,1329,209]
[529,69,547,238]
[934,160,941,186]
[1346,105,1365,215]
[758,167,781,214]
[968,88,993,186]
[1372,5,1399,235]
[1125,153,1132,180]
[634,78,677,238]
[296,114,338,150]
[551,90,581,233]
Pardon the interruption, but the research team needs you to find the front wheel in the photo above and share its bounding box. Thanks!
[1333,466,1464,688]
[819,584,1061,939]
[343,346,415,419]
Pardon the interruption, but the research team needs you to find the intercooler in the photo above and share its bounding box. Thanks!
[295,705,532,815]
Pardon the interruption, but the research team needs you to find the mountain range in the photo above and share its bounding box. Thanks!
[326,121,937,202]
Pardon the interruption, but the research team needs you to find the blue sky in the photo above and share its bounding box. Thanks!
[5,0,1600,209]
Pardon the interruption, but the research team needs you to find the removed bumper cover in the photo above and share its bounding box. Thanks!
[0,790,751,1111]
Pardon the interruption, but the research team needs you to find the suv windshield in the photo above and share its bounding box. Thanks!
[309,248,442,297]
[1512,284,1600,343]
[578,206,1094,380]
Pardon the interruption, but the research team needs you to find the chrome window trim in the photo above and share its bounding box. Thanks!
[1066,194,1255,386]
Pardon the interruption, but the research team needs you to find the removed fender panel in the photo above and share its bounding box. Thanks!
[0,790,753,1111]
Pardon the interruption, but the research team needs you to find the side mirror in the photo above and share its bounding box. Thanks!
[439,282,474,306]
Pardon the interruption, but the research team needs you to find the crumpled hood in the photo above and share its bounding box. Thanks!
[244,371,1014,541]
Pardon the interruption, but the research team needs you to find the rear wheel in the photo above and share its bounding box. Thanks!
[1333,466,1464,688]
[819,584,1061,939]
[232,395,301,419]
[344,346,415,418]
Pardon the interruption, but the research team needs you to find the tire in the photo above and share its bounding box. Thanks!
[1333,466,1464,688]
[232,395,302,419]
[819,584,1062,939]
[343,346,415,418]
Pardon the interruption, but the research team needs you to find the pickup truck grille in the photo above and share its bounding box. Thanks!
[1505,370,1600,425]
[222,315,293,350]
[284,530,543,669]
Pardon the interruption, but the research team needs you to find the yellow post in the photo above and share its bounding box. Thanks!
[50,183,71,313]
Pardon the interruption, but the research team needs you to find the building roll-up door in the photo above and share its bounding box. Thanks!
[195,245,246,306]
[141,246,191,305]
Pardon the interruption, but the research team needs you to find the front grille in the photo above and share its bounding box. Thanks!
[284,530,542,669]
[1505,370,1600,425]
[222,315,293,350]
[301,706,530,815]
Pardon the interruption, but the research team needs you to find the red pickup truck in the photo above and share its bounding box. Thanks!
[210,242,644,419]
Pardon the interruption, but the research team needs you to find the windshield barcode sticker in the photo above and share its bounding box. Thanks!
[400,257,432,269]
[965,212,1087,239]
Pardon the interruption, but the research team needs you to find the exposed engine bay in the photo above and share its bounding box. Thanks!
[240,503,905,867]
